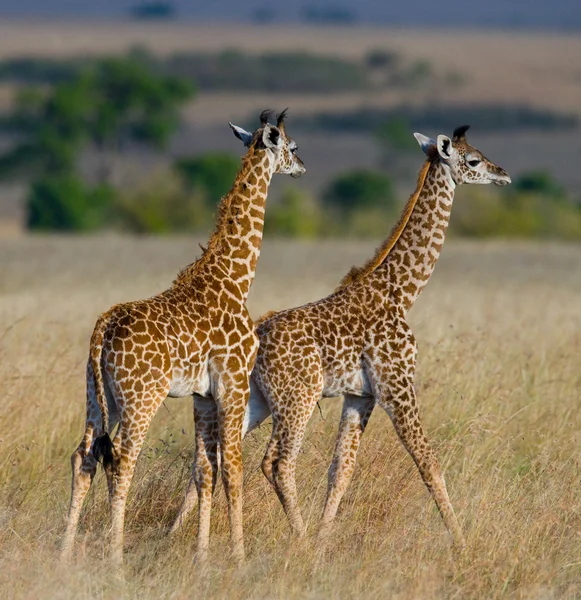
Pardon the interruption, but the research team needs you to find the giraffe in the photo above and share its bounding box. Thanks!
[173,125,510,548]
[60,110,306,565]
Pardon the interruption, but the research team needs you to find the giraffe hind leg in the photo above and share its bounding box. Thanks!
[318,394,375,540]
[263,388,321,537]
[61,376,121,563]
[60,424,98,563]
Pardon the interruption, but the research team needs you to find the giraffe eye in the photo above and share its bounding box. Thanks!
[290,145,298,154]
[467,159,480,167]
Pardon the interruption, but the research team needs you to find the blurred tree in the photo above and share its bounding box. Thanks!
[512,170,566,199]
[266,187,321,238]
[26,175,115,231]
[322,169,394,214]
[0,56,195,185]
[175,152,240,207]
[365,48,400,71]
[374,117,417,169]
[375,118,417,152]
[113,172,211,234]
[0,56,195,230]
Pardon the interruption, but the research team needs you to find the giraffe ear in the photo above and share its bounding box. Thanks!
[263,124,282,150]
[436,134,454,160]
[229,122,253,147]
[414,132,436,156]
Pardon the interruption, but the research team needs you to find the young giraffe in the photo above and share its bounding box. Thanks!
[174,126,510,547]
[60,110,305,565]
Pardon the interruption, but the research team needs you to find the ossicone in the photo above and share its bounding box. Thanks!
[452,124,470,142]
[260,109,273,126]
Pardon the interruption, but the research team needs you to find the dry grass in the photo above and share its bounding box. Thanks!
[1,236,581,599]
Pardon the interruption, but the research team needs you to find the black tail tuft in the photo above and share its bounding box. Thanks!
[93,433,115,468]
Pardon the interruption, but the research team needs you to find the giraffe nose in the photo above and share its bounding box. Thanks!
[494,167,511,186]
[500,169,511,184]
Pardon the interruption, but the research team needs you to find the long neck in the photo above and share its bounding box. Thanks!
[378,159,456,311]
[176,147,274,301]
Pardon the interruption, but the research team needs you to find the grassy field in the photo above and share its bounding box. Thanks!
[1,236,581,599]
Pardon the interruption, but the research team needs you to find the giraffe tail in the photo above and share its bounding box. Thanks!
[89,312,115,468]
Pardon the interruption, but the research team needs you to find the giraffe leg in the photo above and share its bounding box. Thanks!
[61,367,121,563]
[261,434,280,489]
[215,383,248,565]
[190,397,219,561]
[318,394,375,540]
[364,322,465,549]
[60,424,98,562]
[382,394,464,548]
[268,393,319,537]
[106,391,166,564]
[170,380,269,536]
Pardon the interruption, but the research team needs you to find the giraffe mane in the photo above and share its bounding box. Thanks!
[173,146,258,286]
[254,310,277,327]
[336,158,434,290]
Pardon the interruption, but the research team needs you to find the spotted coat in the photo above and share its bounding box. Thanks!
[60,111,306,565]
[174,126,510,548]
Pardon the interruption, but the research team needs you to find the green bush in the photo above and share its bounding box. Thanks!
[112,173,211,234]
[449,187,581,240]
[512,170,566,199]
[26,176,115,231]
[266,188,321,238]
[175,153,240,207]
[322,169,395,214]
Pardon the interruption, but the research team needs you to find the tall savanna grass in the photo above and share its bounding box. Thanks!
[1,237,580,599]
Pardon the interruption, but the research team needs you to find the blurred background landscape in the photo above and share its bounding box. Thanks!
[0,1,579,239]
[2,5,581,600]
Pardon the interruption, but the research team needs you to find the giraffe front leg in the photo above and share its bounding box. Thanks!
[217,387,247,564]
[318,394,375,541]
[384,391,464,548]
[191,397,219,562]
[364,328,465,549]
[169,396,219,537]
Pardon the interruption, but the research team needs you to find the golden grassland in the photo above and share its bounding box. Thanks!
[0,21,579,122]
[1,236,581,599]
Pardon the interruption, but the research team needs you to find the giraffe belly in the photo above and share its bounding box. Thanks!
[323,366,372,398]
[168,364,212,398]
[242,378,271,437]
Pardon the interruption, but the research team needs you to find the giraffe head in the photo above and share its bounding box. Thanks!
[414,125,511,186]
[229,109,306,178]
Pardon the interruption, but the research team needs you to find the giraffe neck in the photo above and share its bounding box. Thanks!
[175,148,275,301]
[375,159,456,311]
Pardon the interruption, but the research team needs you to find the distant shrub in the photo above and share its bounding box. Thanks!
[365,49,400,70]
[298,105,578,134]
[266,188,321,238]
[449,187,581,240]
[323,170,395,214]
[391,60,432,87]
[175,152,240,207]
[345,206,401,238]
[165,50,371,93]
[26,176,115,231]
[512,170,566,199]
[112,173,211,234]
